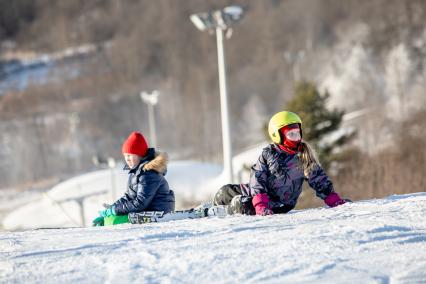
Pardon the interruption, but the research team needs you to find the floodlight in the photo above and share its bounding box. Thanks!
[140,90,159,105]
[190,13,213,31]
[223,6,244,22]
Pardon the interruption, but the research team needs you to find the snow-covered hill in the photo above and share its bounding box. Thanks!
[1,193,425,283]
[0,44,97,95]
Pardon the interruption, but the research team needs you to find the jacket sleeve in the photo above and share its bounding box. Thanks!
[306,164,334,199]
[114,191,131,205]
[248,149,270,196]
[114,173,161,214]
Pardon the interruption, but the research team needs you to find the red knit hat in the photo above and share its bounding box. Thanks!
[122,131,148,157]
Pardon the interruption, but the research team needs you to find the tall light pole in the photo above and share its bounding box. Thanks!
[190,6,244,183]
[140,90,159,148]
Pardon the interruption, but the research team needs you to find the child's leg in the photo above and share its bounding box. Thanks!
[213,184,256,215]
[213,184,243,205]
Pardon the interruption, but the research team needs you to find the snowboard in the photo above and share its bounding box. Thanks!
[128,203,228,224]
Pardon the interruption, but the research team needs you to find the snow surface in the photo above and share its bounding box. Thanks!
[1,193,426,283]
[0,189,42,227]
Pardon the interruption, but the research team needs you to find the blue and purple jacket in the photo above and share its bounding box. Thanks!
[241,144,335,213]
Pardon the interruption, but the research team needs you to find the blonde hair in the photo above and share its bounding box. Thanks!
[298,141,320,177]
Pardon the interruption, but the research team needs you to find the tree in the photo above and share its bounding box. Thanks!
[285,81,350,169]
[0,0,35,39]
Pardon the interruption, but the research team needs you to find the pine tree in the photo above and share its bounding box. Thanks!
[286,81,350,169]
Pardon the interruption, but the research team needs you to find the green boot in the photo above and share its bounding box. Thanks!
[104,215,130,226]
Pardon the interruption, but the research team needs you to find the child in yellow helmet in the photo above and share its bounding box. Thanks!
[213,111,349,215]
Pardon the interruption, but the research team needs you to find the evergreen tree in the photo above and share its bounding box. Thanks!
[286,81,350,170]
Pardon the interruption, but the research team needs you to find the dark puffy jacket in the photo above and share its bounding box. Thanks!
[113,148,175,214]
[241,144,334,212]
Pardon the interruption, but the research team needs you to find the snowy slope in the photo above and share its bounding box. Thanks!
[1,193,425,283]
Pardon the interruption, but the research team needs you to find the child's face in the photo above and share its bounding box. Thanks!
[284,128,301,142]
[123,153,141,169]
[280,124,302,142]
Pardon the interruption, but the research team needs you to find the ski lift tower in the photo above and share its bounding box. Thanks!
[190,6,244,183]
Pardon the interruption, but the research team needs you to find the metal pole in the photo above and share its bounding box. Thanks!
[77,198,86,227]
[140,91,159,148]
[216,26,234,183]
[110,167,116,201]
[147,102,157,148]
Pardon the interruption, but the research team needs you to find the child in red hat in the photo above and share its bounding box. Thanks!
[93,131,175,226]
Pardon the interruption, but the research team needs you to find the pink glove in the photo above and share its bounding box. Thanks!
[252,193,273,215]
[324,192,346,207]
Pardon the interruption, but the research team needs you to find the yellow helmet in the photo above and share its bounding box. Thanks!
[268,111,302,144]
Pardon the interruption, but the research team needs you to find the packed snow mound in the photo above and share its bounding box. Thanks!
[2,161,223,230]
[1,192,425,283]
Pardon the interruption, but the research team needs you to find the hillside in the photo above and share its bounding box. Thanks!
[1,192,425,283]
[1,0,426,209]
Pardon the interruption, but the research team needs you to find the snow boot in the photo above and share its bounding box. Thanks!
[194,201,229,217]
[228,195,256,215]
[104,215,130,226]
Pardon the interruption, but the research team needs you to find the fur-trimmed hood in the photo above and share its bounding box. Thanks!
[124,148,168,174]
[143,151,168,173]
